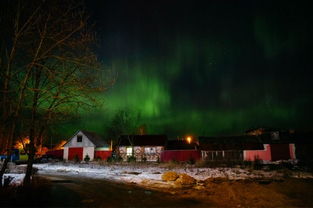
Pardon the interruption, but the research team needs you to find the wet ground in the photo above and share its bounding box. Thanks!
[0,175,211,207]
[1,174,313,207]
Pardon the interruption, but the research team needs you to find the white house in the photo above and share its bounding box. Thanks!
[63,130,110,161]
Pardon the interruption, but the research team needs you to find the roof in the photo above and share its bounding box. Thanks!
[63,130,108,147]
[165,140,198,150]
[118,135,167,146]
[245,127,280,135]
[198,131,313,150]
[198,135,265,150]
[81,130,107,147]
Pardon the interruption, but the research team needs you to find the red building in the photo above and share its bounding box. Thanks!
[63,130,111,161]
[199,129,297,162]
[161,140,201,162]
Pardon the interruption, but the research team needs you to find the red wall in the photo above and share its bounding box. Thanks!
[95,150,112,160]
[271,144,291,161]
[289,144,296,160]
[161,150,201,162]
[68,147,83,160]
[46,149,64,159]
[244,144,272,161]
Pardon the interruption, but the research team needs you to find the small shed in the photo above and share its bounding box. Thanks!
[199,131,296,162]
[118,135,167,161]
[161,140,201,162]
[63,130,111,161]
[199,135,265,161]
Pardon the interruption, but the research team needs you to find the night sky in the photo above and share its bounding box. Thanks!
[59,0,313,138]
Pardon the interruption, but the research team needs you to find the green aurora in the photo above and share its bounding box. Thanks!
[56,1,313,139]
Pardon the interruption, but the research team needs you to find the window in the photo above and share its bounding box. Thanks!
[126,147,133,156]
[145,147,156,154]
[77,135,82,142]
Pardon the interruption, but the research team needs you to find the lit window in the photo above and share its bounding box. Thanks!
[145,147,156,154]
[77,135,82,142]
[127,147,133,156]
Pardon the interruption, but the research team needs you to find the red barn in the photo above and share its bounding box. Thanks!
[63,130,111,161]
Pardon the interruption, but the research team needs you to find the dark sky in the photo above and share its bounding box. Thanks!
[63,0,313,137]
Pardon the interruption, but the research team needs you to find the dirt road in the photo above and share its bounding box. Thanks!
[1,174,313,207]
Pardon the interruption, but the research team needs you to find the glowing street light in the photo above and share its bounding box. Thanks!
[186,136,192,144]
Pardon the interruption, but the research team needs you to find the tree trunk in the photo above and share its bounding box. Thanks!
[23,67,41,186]
[23,142,35,186]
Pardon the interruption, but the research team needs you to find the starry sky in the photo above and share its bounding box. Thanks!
[58,0,313,138]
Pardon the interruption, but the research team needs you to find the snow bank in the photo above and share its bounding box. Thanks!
[34,162,313,187]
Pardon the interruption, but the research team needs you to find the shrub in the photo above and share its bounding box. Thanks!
[95,156,102,161]
[195,159,207,168]
[187,157,196,165]
[107,156,113,163]
[84,154,90,162]
[107,155,123,163]
[127,156,136,163]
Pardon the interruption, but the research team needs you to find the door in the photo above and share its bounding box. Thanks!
[68,147,83,160]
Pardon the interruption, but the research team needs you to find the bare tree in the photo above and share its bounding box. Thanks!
[107,109,141,157]
[0,0,112,185]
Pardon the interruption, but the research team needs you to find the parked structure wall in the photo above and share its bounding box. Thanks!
[118,146,163,161]
[161,150,201,162]
[244,144,271,161]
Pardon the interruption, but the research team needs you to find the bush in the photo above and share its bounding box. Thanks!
[187,157,196,165]
[107,155,123,163]
[127,156,136,163]
[84,154,90,162]
[141,156,147,162]
[95,156,102,161]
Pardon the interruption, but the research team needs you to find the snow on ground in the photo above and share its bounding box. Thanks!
[2,173,25,186]
[34,162,313,187]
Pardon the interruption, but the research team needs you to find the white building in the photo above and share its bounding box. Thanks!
[63,130,110,161]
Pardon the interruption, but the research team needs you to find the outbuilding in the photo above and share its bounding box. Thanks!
[63,130,111,161]
[199,130,296,162]
[117,135,167,161]
[161,140,201,162]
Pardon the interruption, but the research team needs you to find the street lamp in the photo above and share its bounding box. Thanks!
[186,136,192,144]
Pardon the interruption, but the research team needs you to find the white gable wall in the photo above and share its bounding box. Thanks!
[63,147,69,160]
[63,131,97,161]
[64,131,96,148]
[83,147,95,161]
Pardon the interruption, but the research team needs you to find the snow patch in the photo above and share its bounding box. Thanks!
[2,173,25,186]
[34,162,313,187]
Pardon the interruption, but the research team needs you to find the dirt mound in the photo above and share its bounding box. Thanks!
[175,173,196,186]
[161,171,179,181]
